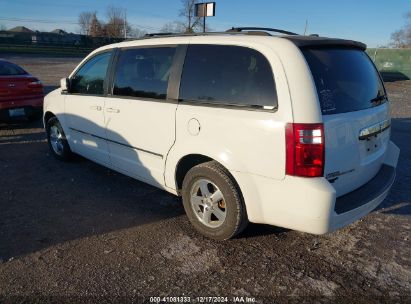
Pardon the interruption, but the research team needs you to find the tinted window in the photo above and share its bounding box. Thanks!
[0,61,27,76]
[303,49,385,115]
[113,47,176,99]
[179,45,277,108]
[71,51,112,95]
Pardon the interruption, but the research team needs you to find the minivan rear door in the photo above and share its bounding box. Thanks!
[303,48,390,197]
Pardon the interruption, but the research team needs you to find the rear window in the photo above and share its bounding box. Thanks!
[303,48,385,115]
[179,45,277,108]
[0,61,27,76]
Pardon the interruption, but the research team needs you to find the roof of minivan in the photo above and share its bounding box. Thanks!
[98,32,367,53]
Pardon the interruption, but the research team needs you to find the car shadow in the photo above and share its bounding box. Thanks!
[0,117,45,144]
[381,71,410,82]
[375,118,411,216]
[238,224,289,238]
[0,114,186,261]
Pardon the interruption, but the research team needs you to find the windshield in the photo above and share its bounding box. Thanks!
[0,61,28,76]
[302,48,385,115]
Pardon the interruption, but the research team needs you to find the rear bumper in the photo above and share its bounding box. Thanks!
[329,164,395,231]
[0,96,43,119]
[232,141,400,234]
[0,96,44,110]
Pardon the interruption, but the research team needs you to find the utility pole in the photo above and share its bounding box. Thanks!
[124,9,127,39]
[304,19,308,36]
[203,4,206,33]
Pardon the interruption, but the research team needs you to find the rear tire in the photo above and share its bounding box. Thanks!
[182,161,248,240]
[46,116,72,161]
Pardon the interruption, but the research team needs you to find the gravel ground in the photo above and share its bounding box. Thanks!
[0,55,410,303]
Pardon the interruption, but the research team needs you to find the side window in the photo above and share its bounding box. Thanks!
[70,51,112,95]
[179,45,277,108]
[113,47,176,100]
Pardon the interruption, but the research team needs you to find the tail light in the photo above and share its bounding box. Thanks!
[27,79,43,93]
[286,123,325,177]
[28,80,42,87]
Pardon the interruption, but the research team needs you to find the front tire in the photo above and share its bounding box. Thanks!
[46,116,72,161]
[182,161,248,240]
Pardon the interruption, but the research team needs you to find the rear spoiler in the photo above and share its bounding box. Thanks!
[282,35,366,51]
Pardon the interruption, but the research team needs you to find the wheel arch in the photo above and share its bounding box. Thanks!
[174,154,244,201]
[175,154,213,192]
[43,111,56,128]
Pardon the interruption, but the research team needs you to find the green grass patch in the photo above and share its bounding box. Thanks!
[0,45,93,57]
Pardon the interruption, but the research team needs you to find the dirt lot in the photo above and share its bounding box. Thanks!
[0,54,410,303]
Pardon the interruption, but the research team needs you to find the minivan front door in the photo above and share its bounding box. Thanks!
[65,51,113,166]
[104,46,179,187]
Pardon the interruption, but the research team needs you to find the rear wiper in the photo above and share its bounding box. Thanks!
[370,93,387,104]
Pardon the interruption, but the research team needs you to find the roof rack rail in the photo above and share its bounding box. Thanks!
[140,31,262,39]
[144,32,174,37]
[135,28,299,40]
[227,27,298,36]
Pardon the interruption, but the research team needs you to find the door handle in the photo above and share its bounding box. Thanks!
[90,106,102,111]
[106,108,120,113]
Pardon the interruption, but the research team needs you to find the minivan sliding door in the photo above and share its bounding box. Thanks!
[104,46,179,187]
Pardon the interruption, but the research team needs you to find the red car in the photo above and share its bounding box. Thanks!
[0,59,44,120]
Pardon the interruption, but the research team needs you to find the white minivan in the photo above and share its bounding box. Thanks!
[43,28,399,240]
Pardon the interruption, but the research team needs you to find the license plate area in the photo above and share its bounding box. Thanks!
[364,135,381,154]
[8,108,26,117]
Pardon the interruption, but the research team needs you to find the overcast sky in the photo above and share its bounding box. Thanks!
[1,0,410,47]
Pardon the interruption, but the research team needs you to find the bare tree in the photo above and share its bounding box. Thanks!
[78,11,94,36]
[404,12,411,45]
[105,6,131,38]
[390,11,411,47]
[390,30,406,48]
[89,13,104,37]
[128,27,147,38]
[159,1,211,35]
[179,0,202,33]
[160,21,186,33]
[77,6,137,39]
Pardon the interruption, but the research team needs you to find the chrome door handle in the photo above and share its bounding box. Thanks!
[90,106,102,111]
[106,108,120,113]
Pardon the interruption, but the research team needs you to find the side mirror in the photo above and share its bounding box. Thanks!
[60,78,70,93]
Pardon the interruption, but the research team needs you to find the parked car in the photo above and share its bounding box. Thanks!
[0,59,44,120]
[43,28,400,240]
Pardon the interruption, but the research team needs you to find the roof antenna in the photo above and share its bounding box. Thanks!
[304,20,308,36]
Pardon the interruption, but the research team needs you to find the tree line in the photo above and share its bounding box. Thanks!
[78,6,139,39]
[78,0,205,39]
